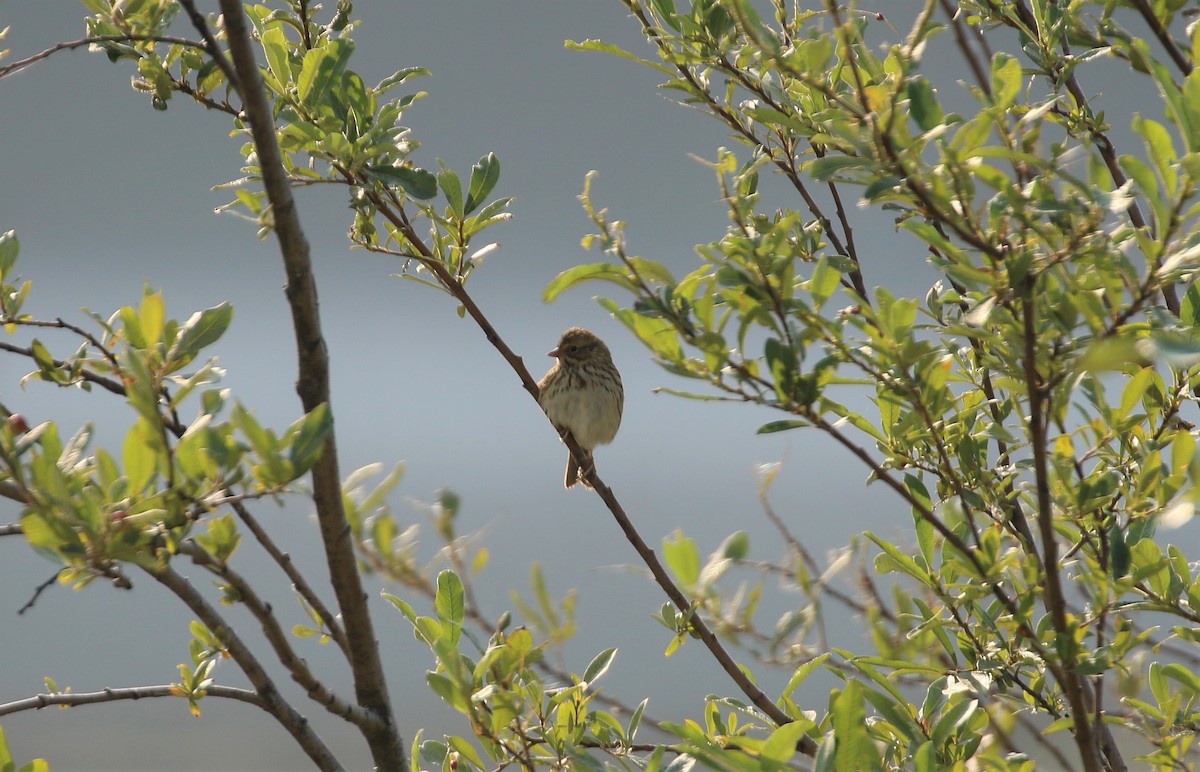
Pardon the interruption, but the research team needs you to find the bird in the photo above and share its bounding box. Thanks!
[537,327,624,488]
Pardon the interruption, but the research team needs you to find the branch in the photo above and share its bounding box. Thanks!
[0,684,261,717]
[0,483,33,506]
[0,34,208,79]
[361,190,816,755]
[0,341,127,397]
[230,500,350,656]
[1020,284,1101,772]
[175,541,379,731]
[1127,0,1191,75]
[201,3,404,767]
[148,562,342,770]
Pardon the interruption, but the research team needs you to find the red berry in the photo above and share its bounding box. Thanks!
[6,414,29,434]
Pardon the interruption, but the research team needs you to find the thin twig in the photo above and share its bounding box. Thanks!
[0,683,262,717]
[17,570,63,615]
[0,35,207,79]
[175,540,378,731]
[148,562,342,770]
[229,500,350,656]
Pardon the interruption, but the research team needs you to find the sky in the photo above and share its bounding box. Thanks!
[0,1,1131,770]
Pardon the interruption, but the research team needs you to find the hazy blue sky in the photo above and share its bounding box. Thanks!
[0,2,1125,770]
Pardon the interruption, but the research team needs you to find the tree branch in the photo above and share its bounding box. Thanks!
[0,35,208,80]
[201,3,404,767]
[0,684,261,717]
[1020,284,1101,772]
[357,188,818,755]
[148,562,342,770]
[230,500,350,656]
[175,540,378,731]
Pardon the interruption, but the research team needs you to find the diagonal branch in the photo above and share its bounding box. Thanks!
[361,187,818,755]
[175,540,377,730]
[148,562,341,770]
[230,500,350,656]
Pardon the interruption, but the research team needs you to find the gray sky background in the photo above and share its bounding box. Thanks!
[1,2,1176,770]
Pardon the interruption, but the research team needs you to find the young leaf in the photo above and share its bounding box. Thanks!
[288,403,331,477]
[465,152,500,214]
[170,303,234,367]
[436,570,465,646]
[662,530,701,588]
[367,165,438,200]
[438,167,464,219]
[582,647,617,684]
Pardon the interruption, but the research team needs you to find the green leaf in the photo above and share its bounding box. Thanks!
[29,339,68,384]
[720,530,749,560]
[195,512,241,563]
[1108,523,1128,576]
[445,736,487,771]
[382,592,418,624]
[543,263,637,301]
[627,698,648,741]
[807,256,840,309]
[375,66,431,96]
[604,303,684,362]
[1183,284,1200,327]
[761,721,808,764]
[931,698,978,747]
[564,38,672,75]
[260,26,291,85]
[907,77,943,131]
[0,720,13,768]
[436,570,465,646]
[297,39,354,107]
[832,680,876,771]
[465,152,500,214]
[582,647,617,684]
[367,165,438,200]
[662,530,700,588]
[123,418,159,495]
[1119,367,1156,419]
[0,230,18,280]
[139,289,166,350]
[809,155,871,181]
[782,652,831,699]
[438,167,464,219]
[756,419,808,434]
[990,53,1022,109]
[764,337,798,402]
[288,403,331,477]
[170,303,233,368]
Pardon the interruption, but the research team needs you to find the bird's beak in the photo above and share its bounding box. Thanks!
[547,347,560,358]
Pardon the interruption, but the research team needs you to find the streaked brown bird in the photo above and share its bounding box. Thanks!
[537,327,624,488]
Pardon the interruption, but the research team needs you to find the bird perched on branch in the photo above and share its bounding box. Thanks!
[537,328,624,489]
